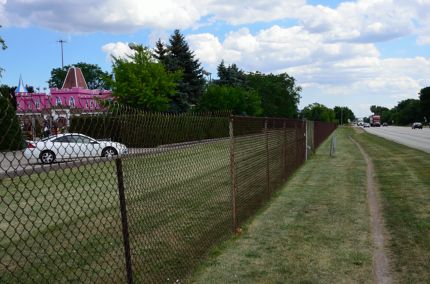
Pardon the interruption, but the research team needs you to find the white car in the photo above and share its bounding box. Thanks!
[24,133,128,164]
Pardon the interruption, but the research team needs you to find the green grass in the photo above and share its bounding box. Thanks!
[1,131,301,283]
[0,140,233,283]
[191,127,374,283]
[353,129,430,282]
[1,162,126,283]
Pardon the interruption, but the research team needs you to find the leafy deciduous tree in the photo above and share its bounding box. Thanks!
[391,99,422,125]
[246,72,301,118]
[370,105,389,115]
[419,86,430,122]
[334,106,355,124]
[301,103,336,122]
[110,45,180,112]
[197,84,262,116]
[48,62,111,90]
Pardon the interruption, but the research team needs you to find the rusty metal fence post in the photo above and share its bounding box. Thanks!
[264,118,270,196]
[303,120,307,161]
[229,116,238,233]
[115,158,133,284]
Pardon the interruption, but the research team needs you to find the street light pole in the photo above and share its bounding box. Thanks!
[57,40,67,68]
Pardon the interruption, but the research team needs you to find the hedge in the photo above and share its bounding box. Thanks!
[69,112,230,148]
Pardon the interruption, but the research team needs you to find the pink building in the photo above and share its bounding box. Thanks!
[16,67,112,113]
[15,67,113,137]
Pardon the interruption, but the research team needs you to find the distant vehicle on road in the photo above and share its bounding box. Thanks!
[364,123,371,128]
[412,122,423,129]
[24,133,128,164]
[382,122,388,126]
[369,115,381,127]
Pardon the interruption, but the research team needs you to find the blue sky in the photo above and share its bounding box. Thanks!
[1,0,430,117]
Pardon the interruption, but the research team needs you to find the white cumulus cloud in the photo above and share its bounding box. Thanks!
[101,42,135,61]
[0,0,304,32]
[187,25,430,116]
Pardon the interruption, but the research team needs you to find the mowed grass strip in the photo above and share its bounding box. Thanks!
[0,133,290,283]
[353,129,430,282]
[191,127,373,283]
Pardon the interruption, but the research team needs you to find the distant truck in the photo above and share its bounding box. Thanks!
[369,115,381,127]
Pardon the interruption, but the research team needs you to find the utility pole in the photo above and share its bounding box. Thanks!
[57,40,67,68]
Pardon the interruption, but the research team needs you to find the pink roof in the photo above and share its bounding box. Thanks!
[62,67,88,89]
[15,67,112,113]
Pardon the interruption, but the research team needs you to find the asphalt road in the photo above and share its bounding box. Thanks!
[363,126,430,153]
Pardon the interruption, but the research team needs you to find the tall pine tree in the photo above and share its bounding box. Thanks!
[164,30,205,112]
[153,39,168,63]
[216,60,247,87]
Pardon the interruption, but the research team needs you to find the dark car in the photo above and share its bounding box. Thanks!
[412,122,423,129]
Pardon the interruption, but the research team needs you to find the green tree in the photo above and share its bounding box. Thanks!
[391,99,422,125]
[0,84,17,109]
[334,106,355,124]
[301,103,336,122]
[48,62,111,90]
[216,60,247,87]
[0,93,24,151]
[246,72,301,118]
[370,105,389,115]
[153,39,168,63]
[110,44,180,111]
[163,30,205,112]
[381,109,393,124]
[197,84,262,116]
[419,86,430,122]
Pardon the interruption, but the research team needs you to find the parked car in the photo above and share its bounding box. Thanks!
[412,122,423,129]
[363,123,371,128]
[382,122,388,126]
[24,133,128,164]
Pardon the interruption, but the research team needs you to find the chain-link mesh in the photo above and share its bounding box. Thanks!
[230,117,307,226]
[1,99,336,283]
[314,120,337,150]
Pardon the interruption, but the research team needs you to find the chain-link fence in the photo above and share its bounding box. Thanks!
[1,101,336,283]
[314,120,337,150]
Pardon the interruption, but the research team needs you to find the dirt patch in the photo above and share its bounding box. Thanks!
[351,137,392,284]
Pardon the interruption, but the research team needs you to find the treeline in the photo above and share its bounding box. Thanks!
[369,86,430,125]
[2,30,302,118]
[110,30,302,118]
[300,103,355,124]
